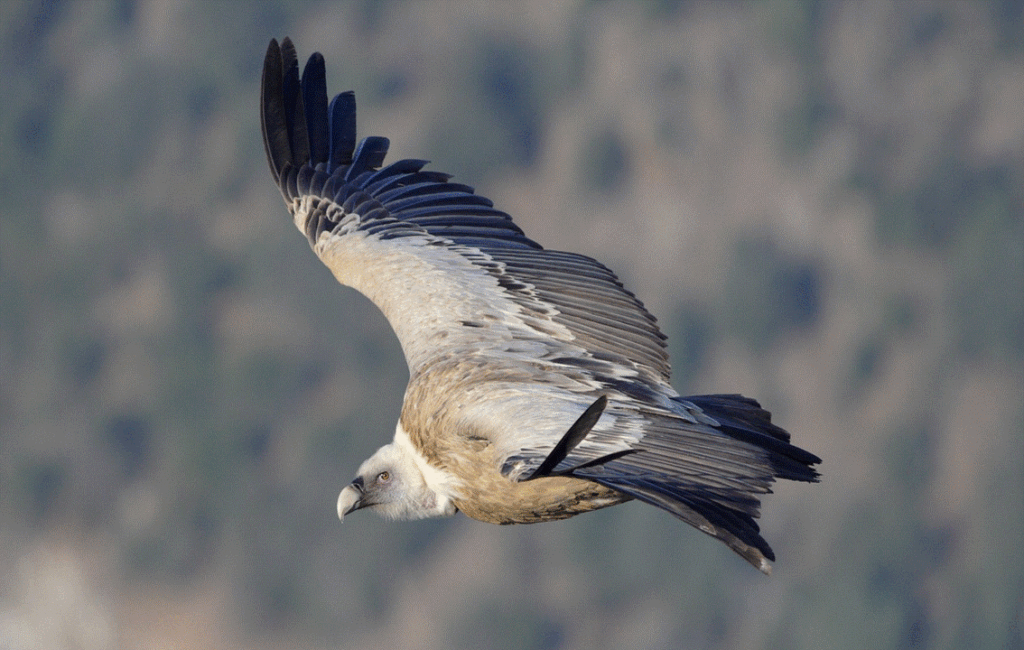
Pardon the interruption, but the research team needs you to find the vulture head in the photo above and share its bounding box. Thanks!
[337,425,459,522]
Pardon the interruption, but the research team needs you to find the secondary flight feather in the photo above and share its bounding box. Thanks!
[261,38,820,574]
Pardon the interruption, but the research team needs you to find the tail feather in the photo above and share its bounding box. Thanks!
[683,394,821,482]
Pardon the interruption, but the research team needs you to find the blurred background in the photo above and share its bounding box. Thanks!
[1,1,1022,649]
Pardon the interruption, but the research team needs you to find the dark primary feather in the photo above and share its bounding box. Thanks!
[260,40,289,184]
[301,53,330,166]
[281,40,309,172]
[328,91,357,167]
[260,38,821,572]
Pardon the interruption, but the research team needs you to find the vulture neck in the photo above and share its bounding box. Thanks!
[393,423,460,517]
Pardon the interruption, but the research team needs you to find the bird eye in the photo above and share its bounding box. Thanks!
[377,471,390,483]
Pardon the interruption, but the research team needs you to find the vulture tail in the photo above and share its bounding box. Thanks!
[683,394,821,482]
[574,394,820,574]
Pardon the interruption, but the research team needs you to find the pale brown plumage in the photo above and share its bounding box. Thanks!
[261,38,820,573]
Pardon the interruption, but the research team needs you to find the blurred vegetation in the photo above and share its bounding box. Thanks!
[1,1,1022,650]
[721,233,823,354]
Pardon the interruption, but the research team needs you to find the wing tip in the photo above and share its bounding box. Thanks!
[264,37,380,197]
[260,40,541,251]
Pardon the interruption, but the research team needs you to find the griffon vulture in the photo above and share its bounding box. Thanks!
[260,38,820,574]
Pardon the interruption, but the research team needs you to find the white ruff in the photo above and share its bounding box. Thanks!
[393,422,462,507]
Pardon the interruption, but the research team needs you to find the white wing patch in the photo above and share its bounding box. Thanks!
[306,205,577,376]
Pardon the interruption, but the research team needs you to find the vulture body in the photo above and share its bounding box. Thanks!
[260,38,820,574]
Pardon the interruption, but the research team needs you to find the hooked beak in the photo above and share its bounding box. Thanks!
[336,480,364,521]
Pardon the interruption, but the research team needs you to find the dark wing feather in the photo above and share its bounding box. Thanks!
[260,39,289,184]
[280,39,309,172]
[328,91,357,167]
[301,53,330,166]
[524,395,609,480]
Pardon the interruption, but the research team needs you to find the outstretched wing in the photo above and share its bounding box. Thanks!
[261,38,673,416]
